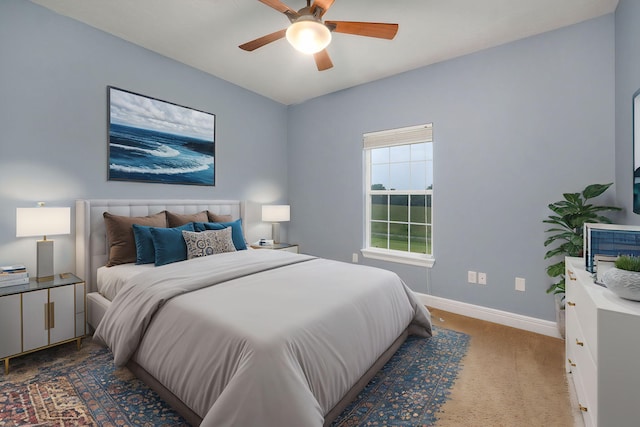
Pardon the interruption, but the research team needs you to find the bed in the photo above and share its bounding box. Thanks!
[75,199,432,427]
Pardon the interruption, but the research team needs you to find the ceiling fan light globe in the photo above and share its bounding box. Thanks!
[286,19,331,54]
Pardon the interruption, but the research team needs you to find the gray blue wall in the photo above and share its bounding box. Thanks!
[615,0,640,224]
[287,15,616,321]
[0,0,289,273]
[0,0,622,323]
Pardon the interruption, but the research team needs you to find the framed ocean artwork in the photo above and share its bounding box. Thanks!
[107,86,215,186]
[635,88,640,213]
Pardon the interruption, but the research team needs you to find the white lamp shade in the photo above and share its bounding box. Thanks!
[262,205,290,222]
[286,17,332,54]
[16,207,71,237]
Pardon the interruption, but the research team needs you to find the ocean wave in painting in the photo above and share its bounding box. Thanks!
[109,123,214,185]
[109,158,213,175]
[110,143,181,158]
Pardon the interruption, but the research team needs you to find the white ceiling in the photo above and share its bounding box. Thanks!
[30,0,618,105]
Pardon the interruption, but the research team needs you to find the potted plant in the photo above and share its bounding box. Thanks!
[602,255,640,301]
[543,183,621,337]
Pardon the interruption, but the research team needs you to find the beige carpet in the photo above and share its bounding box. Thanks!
[429,308,577,427]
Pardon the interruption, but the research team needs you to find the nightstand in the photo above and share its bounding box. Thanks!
[251,243,299,253]
[0,273,86,374]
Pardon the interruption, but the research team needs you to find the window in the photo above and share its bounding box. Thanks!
[362,124,433,267]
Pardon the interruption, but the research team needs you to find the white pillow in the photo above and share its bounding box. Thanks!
[182,228,236,259]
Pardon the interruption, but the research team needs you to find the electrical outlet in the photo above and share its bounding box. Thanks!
[478,272,487,285]
[515,277,526,292]
[468,271,477,283]
[352,253,358,263]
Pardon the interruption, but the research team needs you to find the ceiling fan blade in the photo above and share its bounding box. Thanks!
[310,0,335,17]
[325,21,399,39]
[314,49,333,71]
[258,0,298,16]
[239,29,287,51]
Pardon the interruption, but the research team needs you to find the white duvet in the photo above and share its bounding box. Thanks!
[94,249,432,427]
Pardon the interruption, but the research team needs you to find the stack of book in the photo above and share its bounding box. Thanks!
[0,264,29,288]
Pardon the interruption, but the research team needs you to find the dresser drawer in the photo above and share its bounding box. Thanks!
[566,270,598,363]
[567,322,598,425]
[565,306,577,373]
[567,310,597,426]
[572,368,597,427]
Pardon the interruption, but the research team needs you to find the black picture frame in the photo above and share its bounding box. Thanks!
[634,88,640,213]
[107,86,216,186]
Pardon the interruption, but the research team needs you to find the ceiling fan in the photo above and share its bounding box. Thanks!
[239,0,398,71]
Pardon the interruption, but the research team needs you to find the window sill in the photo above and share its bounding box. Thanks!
[361,248,435,268]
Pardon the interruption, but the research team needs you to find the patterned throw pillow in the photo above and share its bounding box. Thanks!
[182,228,236,259]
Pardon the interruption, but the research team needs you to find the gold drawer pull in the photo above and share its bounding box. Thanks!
[44,303,49,330]
[568,270,577,281]
[579,404,588,412]
[50,302,55,329]
[576,338,584,347]
[568,358,576,367]
[567,301,576,307]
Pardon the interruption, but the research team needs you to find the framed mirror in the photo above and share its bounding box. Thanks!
[634,88,640,214]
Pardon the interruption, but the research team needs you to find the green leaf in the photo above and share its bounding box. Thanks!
[545,247,568,259]
[563,193,581,205]
[544,227,570,234]
[546,277,565,294]
[543,216,564,223]
[543,218,570,229]
[546,261,565,277]
[568,234,583,246]
[582,183,612,200]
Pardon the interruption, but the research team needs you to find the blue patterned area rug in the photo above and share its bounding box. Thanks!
[0,326,468,427]
[331,328,470,426]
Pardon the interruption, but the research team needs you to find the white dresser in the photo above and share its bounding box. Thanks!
[565,257,640,427]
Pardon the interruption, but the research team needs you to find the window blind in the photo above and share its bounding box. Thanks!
[363,123,432,149]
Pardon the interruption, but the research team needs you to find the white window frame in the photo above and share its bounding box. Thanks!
[361,124,434,268]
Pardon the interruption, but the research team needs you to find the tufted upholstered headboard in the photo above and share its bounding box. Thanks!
[75,199,243,293]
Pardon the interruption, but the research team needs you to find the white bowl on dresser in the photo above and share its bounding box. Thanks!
[601,267,640,301]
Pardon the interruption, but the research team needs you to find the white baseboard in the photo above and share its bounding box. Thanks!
[416,292,562,339]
